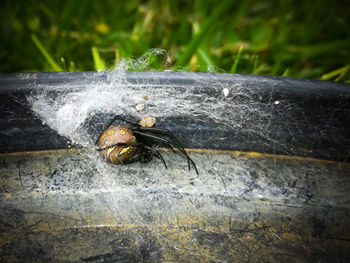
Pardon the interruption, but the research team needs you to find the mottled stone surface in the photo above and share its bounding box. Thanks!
[1,149,349,262]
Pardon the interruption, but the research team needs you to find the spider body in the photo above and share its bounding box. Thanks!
[96,116,198,174]
[98,125,139,164]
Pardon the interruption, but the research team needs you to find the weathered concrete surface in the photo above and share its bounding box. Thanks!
[1,149,350,262]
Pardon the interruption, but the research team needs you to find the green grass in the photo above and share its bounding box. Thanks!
[1,0,349,82]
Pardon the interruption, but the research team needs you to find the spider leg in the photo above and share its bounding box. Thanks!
[132,131,177,153]
[140,130,191,170]
[138,127,191,169]
[120,151,142,164]
[138,128,186,150]
[96,142,142,151]
[95,135,102,145]
[136,127,198,175]
[143,145,167,169]
[108,115,140,127]
[134,130,198,175]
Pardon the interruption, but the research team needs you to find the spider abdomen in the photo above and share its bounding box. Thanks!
[95,116,197,174]
[98,125,138,164]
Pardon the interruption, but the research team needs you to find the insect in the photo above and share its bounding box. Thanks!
[96,116,198,174]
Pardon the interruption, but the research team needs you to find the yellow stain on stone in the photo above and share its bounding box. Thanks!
[0,148,83,158]
[183,148,350,167]
[0,147,349,169]
[6,213,233,236]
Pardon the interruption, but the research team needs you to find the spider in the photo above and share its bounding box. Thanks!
[96,116,198,174]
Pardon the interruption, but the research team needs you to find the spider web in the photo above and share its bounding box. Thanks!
[27,49,281,152]
[19,50,350,244]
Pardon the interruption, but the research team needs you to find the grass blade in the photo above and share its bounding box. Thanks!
[31,34,63,71]
[320,65,350,81]
[176,0,237,66]
[287,39,350,58]
[230,45,243,73]
[91,46,106,71]
[197,48,216,72]
[251,55,259,74]
[271,0,288,75]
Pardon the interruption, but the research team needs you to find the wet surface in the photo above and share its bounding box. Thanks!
[1,150,349,262]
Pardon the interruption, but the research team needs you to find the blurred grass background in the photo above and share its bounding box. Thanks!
[1,0,349,82]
